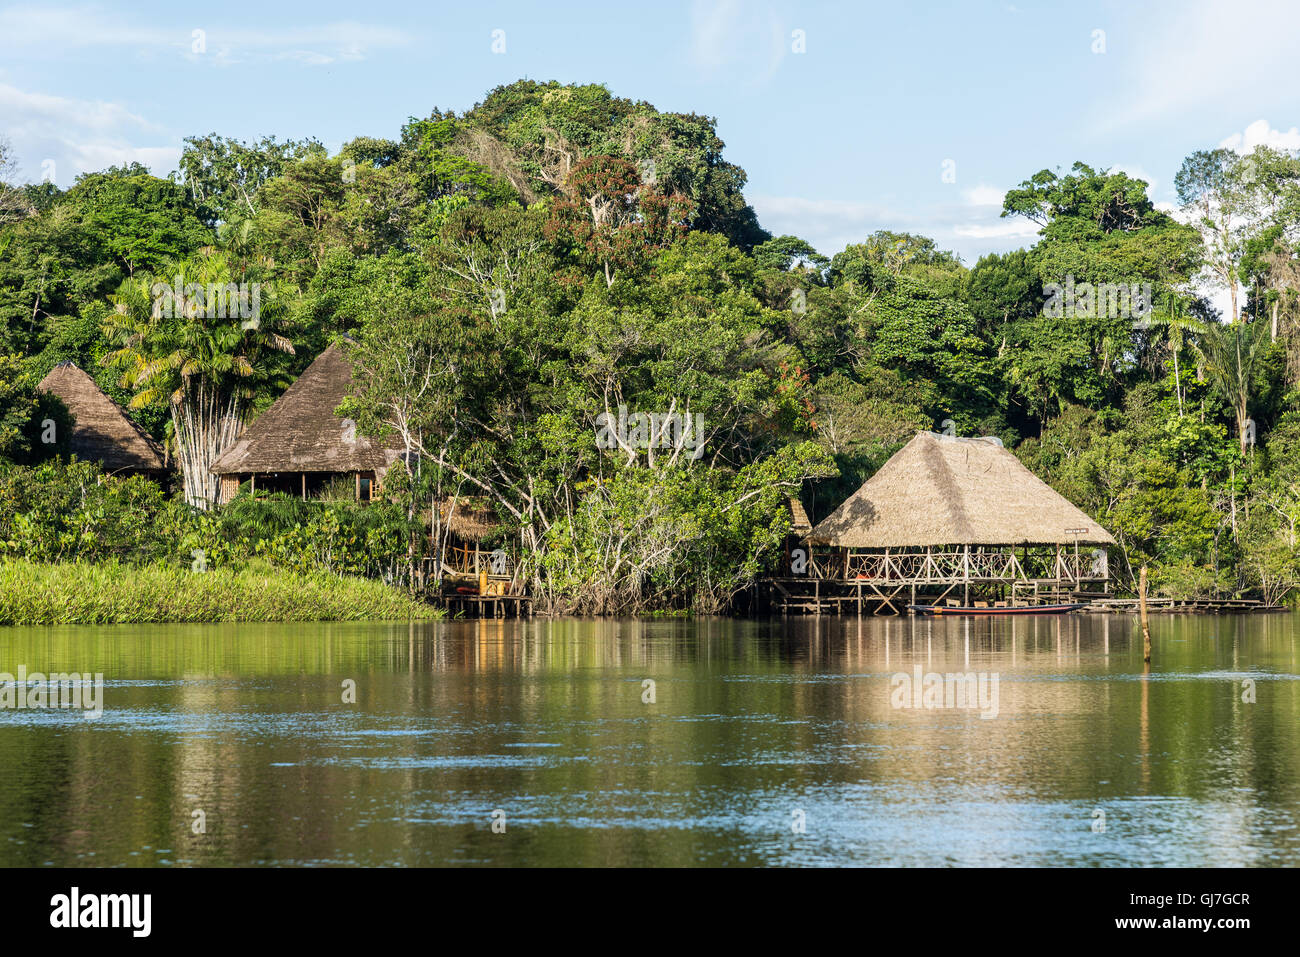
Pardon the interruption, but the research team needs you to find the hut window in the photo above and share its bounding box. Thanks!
[359,476,373,501]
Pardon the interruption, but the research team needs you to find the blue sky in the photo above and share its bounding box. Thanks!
[2,0,1297,268]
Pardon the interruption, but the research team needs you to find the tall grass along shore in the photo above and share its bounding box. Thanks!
[0,561,441,625]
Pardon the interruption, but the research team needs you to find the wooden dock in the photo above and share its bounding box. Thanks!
[765,576,1101,616]
[761,577,1290,617]
[1084,597,1286,614]
[440,594,533,619]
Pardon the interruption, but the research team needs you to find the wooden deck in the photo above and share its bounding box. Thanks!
[764,577,1105,616]
[440,594,533,618]
[1084,597,1287,614]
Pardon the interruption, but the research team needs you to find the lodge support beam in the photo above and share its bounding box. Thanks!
[766,540,1113,615]
[963,544,970,606]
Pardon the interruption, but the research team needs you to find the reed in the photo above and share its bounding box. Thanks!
[0,560,442,625]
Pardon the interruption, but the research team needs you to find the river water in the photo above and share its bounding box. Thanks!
[1,613,1297,866]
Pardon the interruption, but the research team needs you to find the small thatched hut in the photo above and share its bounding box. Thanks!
[430,497,504,576]
[210,341,405,504]
[36,362,167,476]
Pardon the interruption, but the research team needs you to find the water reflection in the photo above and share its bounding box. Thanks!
[0,614,1297,866]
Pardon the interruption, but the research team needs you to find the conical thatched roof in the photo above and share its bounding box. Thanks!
[211,341,404,475]
[36,362,167,473]
[431,498,501,543]
[808,431,1116,547]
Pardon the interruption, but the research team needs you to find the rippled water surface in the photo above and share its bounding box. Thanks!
[1,614,1298,866]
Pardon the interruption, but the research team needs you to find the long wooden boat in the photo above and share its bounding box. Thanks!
[908,603,1086,616]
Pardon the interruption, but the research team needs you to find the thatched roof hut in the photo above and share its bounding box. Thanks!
[808,431,1115,547]
[36,362,167,475]
[210,341,405,502]
[434,498,500,543]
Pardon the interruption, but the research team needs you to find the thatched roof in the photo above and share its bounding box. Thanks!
[211,341,404,475]
[789,497,812,533]
[433,498,501,543]
[36,362,167,473]
[808,431,1116,547]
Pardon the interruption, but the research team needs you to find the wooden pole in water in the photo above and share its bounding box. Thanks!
[1139,565,1152,664]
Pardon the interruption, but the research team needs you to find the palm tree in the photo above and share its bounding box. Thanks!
[1197,317,1271,456]
[103,249,294,508]
[1146,292,1194,416]
[1146,295,1271,456]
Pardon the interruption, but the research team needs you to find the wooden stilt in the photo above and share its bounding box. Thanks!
[1139,565,1152,664]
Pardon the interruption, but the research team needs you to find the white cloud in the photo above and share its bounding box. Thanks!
[0,82,177,185]
[1107,163,1157,193]
[0,5,410,64]
[951,219,1039,240]
[962,184,1005,207]
[753,195,894,225]
[1219,119,1300,153]
[0,5,171,48]
[750,193,1041,264]
[274,50,338,67]
[0,82,156,134]
[1099,0,1300,131]
[689,0,786,84]
[750,194,896,256]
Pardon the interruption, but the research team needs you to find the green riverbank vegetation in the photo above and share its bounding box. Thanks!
[1,80,1299,613]
[0,560,438,625]
[0,460,440,622]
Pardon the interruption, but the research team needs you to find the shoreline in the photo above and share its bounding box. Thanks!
[0,560,442,625]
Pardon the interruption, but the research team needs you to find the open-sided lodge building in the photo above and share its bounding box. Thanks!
[36,362,168,478]
[772,430,1116,615]
[210,341,405,503]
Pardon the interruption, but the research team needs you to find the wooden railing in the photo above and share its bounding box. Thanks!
[788,545,1109,585]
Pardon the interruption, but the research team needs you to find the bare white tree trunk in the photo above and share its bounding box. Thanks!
[172,380,243,509]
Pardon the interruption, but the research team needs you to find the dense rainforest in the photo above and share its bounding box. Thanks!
[1,80,1298,614]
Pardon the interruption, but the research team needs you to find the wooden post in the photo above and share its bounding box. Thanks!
[301,473,306,501]
[963,545,970,606]
[1139,565,1152,664]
